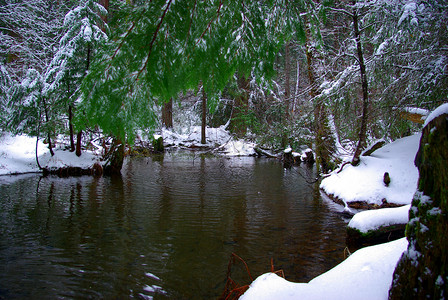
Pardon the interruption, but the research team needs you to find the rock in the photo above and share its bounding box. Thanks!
[389,112,448,299]
[346,224,406,252]
[301,149,315,165]
[383,172,391,187]
[282,148,294,169]
[152,135,164,152]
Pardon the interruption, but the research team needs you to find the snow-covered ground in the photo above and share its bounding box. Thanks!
[0,133,47,175]
[241,238,408,300]
[160,125,257,156]
[320,133,420,206]
[0,126,260,176]
[0,132,101,175]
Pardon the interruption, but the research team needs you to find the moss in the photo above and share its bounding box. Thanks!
[347,224,406,251]
[389,114,448,299]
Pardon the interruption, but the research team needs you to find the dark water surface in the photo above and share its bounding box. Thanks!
[0,153,348,299]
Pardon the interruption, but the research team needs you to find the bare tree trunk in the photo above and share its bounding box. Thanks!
[201,89,207,144]
[76,131,82,157]
[293,60,300,113]
[305,18,334,173]
[69,104,75,152]
[42,96,54,157]
[282,42,291,148]
[162,98,173,128]
[351,1,370,166]
[229,74,250,137]
[98,0,109,24]
[103,137,124,176]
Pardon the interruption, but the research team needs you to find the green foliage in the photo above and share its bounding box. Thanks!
[78,0,304,140]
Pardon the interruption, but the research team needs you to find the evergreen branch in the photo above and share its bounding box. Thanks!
[136,0,173,81]
[328,6,353,18]
[392,64,421,71]
[195,0,223,47]
[184,0,198,48]
[104,21,137,81]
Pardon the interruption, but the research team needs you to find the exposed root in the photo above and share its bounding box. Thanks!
[220,253,284,300]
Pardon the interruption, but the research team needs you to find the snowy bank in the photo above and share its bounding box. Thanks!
[320,134,420,207]
[241,238,408,300]
[40,149,100,171]
[346,205,410,249]
[0,133,46,175]
[0,132,102,176]
[161,126,257,156]
[348,205,410,234]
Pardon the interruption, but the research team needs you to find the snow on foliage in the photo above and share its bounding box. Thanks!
[44,0,107,95]
[398,2,419,27]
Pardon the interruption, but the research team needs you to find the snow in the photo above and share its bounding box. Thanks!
[0,126,258,176]
[398,2,418,27]
[161,126,256,156]
[39,149,99,170]
[241,238,408,300]
[348,204,411,233]
[0,132,101,176]
[0,133,46,175]
[320,134,420,206]
[423,103,448,127]
[403,107,430,116]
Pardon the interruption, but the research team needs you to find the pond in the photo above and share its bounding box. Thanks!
[0,153,348,299]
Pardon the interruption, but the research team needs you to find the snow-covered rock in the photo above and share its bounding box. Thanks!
[348,205,410,234]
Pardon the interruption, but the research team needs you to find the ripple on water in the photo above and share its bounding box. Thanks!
[0,154,348,299]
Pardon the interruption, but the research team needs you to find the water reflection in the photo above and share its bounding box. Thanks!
[0,154,348,299]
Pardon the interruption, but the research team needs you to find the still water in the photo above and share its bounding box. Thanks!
[0,153,348,299]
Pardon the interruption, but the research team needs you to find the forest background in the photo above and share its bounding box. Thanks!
[1,0,447,174]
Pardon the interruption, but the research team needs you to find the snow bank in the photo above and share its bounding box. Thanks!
[423,103,448,126]
[162,125,231,147]
[40,149,100,170]
[0,133,101,176]
[241,238,408,300]
[0,133,47,175]
[320,134,420,206]
[162,126,256,156]
[348,205,411,233]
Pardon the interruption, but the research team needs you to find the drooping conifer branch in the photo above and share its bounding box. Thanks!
[136,0,173,81]
[195,0,223,47]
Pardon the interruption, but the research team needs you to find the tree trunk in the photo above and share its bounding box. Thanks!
[75,131,82,157]
[98,0,109,24]
[229,74,250,137]
[201,88,207,144]
[162,98,173,128]
[305,18,334,173]
[104,137,125,176]
[389,112,448,299]
[42,96,54,157]
[282,42,291,148]
[69,104,75,152]
[351,1,370,166]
